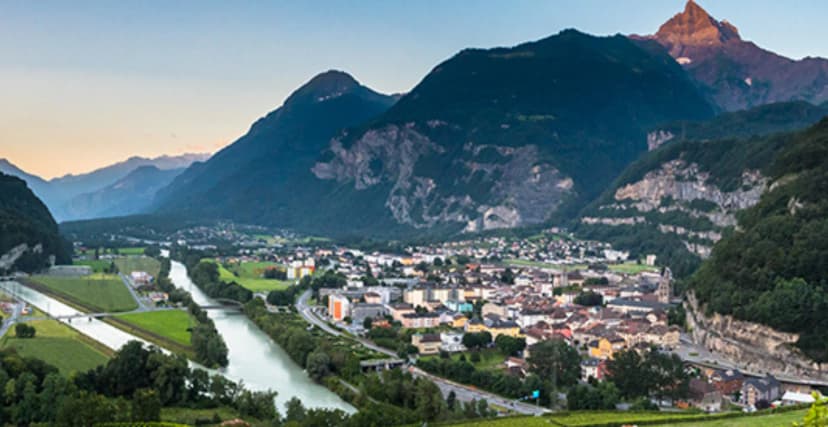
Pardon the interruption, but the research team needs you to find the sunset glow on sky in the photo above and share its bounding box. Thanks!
[2,0,825,178]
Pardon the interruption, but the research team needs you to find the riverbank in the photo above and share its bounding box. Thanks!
[20,277,197,359]
[167,259,356,413]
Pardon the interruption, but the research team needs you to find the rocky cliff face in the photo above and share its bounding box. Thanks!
[313,121,574,230]
[636,0,828,111]
[581,158,765,257]
[686,292,828,381]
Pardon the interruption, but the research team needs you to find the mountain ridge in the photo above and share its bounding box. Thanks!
[310,29,714,234]
[0,172,70,272]
[0,153,209,221]
[634,0,828,111]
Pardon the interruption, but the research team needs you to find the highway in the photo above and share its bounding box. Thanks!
[295,290,550,415]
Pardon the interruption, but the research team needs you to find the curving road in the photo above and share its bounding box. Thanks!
[295,290,549,415]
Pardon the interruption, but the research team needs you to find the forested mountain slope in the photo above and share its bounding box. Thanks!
[575,102,828,277]
[312,29,713,234]
[0,173,70,272]
[687,118,828,362]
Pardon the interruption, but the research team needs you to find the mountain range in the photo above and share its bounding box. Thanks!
[0,153,208,222]
[155,29,713,237]
[635,0,828,111]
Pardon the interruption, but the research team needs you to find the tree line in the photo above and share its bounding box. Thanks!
[155,257,229,368]
[0,341,276,426]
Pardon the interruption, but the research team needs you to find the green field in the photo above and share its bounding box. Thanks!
[421,349,506,371]
[0,319,110,374]
[114,256,162,276]
[116,247,146,255]
[608,262,659,274]
[30,273,138,312]
[449,407,811,427]
[116,310,193,346]
[504,259,587,270]
[208,259,294,292]
[72,259,112,273]
[650,409,807,426]
[161,406,254,426]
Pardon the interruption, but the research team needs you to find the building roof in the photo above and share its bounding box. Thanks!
[744,375,780,393]
[417,333,441,343]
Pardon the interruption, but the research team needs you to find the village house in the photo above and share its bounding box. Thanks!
[689,379,723,412]
[465,318,487,334]
[440,332,466,353]
[580,357,607,382]
[401,312,440,329]
[388,303,415,322]
[742,375,781,408]
[412,333,442,355]
[710,369,744,396]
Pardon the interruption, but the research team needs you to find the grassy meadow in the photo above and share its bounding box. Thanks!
[207,259,293,292]
[29,273,137,312]
[447,407,811,427]
[116,310,193,346]
[0,319,110,374]
[114,256,162,276]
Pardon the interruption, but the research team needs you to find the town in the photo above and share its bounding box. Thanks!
[113,225,822,413]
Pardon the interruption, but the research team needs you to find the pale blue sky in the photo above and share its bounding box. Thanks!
[1,0,826,178]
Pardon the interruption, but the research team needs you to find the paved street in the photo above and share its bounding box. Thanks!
[296,290,550,415]
[672,333,828,387]
[118,273,150,311]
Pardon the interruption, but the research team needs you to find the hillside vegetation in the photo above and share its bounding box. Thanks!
[0,172,70,272]
[575,102,828,277]
[688,118,828,361]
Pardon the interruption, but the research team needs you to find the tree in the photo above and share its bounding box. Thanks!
[187,368,210,403]
[606,349,648,399]
[414,379,445,421]
[500,268,516,285]
[607,348,688,401]
[143,246,161,257]
[306,349,331,382]
[285,396,306,423]
[462,331,492,350]
[15,323,36,338]
[235,389,278,421]
[526,339,581,389]
[131,389,161,421]
[567,381,620,410]
[495,335,526,356]
[446,390,457,411]
[793,393,828,427]
[574,291,603,307]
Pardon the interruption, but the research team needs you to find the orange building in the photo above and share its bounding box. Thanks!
[328,294,351,322]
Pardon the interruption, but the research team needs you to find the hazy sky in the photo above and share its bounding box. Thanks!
[2,0,826,178]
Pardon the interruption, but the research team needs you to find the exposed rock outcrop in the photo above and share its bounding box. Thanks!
[313,122,574,231]
[647,130,675,151]
[614,159,766,227]
[580,158,766,257]
[686,292,828,381]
